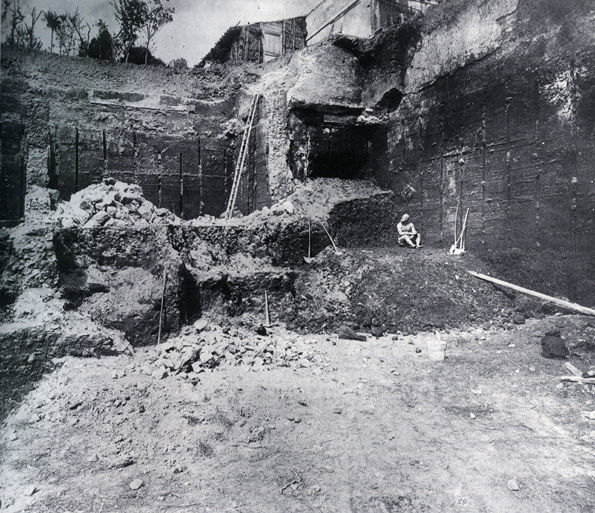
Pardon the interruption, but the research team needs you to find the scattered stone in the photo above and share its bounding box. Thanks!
[256,325,268,336]
[26,486,38,496]
[415,348,422,354]
[112,456,135,469]
[249,426,265,443]
[333,407,342,415]
[581,411,595,421]
[195,318,209,332]
[507,479,520,491]
[68,400,83,410]
[371,326,385,337]
[86,454,99,462]
[338,326,366,342]
[281,200,295,215]
[511,313,525,325]
[541,332,568,359]
[152,367,168,379]
[129,479,144,491]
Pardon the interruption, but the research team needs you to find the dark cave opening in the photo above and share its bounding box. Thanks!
[308,123,370,179]
[288,108,387,181]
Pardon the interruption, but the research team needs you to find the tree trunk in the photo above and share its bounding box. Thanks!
[50,29,54,53]
[144,47,148,65]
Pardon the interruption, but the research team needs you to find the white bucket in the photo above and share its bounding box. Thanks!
[427,335,447,361]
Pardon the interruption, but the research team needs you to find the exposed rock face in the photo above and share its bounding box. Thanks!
[405,0,520,92]
[365,0,594,302]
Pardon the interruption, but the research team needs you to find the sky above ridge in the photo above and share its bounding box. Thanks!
[8,0,321,65]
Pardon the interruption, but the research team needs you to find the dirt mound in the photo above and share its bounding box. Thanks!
[57,178,180,229]
[283,247,540,335]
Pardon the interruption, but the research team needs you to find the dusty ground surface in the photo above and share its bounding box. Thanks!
[1,314,594,513]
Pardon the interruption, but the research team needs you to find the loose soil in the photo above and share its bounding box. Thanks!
[1,315,594,513]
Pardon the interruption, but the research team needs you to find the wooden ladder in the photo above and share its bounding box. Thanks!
[224,94,261,220]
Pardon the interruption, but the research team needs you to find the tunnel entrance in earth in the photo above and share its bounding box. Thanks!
[308,121,369,179]
[288,109,386,181]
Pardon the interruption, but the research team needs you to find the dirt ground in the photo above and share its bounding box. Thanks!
[1,314,594,513]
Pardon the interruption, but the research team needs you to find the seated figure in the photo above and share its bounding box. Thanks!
[397,214,422,248]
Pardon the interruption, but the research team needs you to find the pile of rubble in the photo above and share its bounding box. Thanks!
[57,178,180,229]
[147,319,324,377]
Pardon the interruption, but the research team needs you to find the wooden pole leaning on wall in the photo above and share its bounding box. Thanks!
[467,271,595,316]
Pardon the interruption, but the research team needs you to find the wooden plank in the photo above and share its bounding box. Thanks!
[467,271,595,316]
[559,376,595,385]
[564,362,582,377]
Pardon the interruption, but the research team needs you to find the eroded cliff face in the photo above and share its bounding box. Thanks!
[405,0,520,92]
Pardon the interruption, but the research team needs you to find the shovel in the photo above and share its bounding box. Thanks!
[303,219,315,264]
[449,207,469,255]
[319,222,343,256]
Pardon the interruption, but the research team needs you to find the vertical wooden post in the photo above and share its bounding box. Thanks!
[535,171,541,247]
[223,147,229,207]
[157,268,168,344]
[157,152,162,208]
[419,166,424,233]
[505,96,512,246]
[132,131,138,182]
[102,129,107,160]
[74,127,79,192]
[264,291,271,327]
[179,152,184,218]
[439,139,444,242]
[20,155,26,218]
[197,137,203,215]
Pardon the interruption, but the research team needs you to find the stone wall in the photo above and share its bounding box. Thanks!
[0,48,256,220]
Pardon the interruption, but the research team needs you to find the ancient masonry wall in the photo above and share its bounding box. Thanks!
[0,48,244,221]
[369,0,594,260]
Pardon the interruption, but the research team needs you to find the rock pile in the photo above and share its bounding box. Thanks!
[57,178,180,229]
[149,320,322,376]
